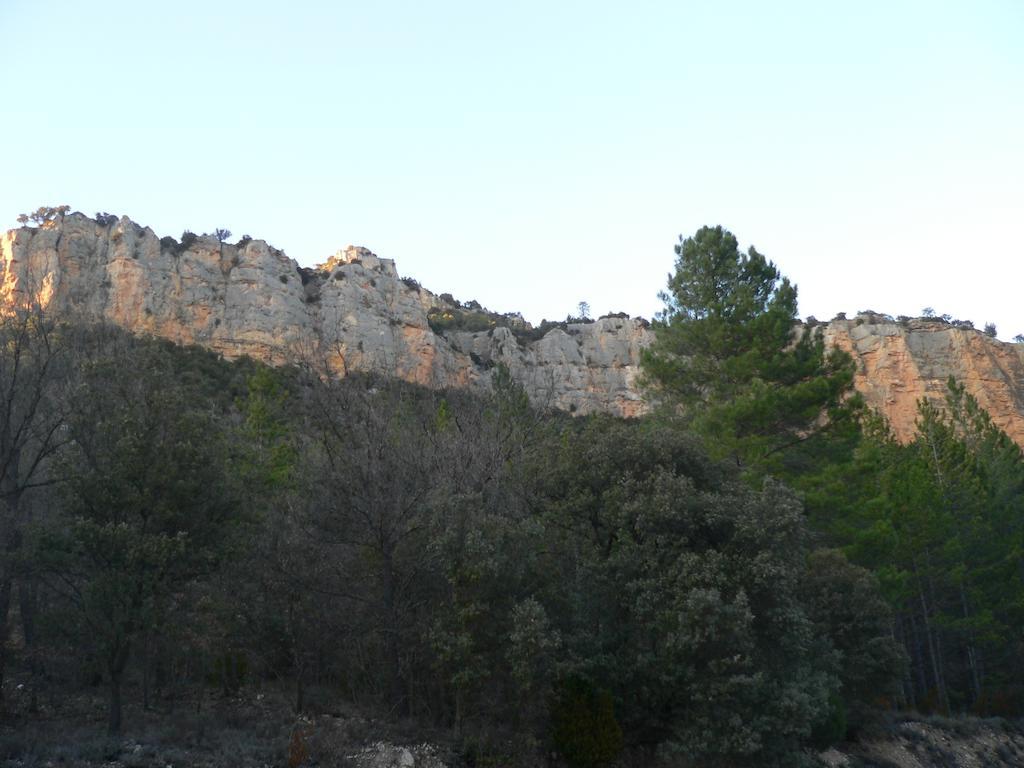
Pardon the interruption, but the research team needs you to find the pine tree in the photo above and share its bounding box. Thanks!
[642,225,861,478]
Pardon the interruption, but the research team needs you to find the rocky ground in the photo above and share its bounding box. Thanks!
[824,715,1024,767]
[1,679,1021,767]
[0,680,459,768]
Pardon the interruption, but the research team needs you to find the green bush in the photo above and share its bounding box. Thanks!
[211,649,249,695]
[549,676,623,768]
[510,319,568,343]
[811,693,848,747]
[427,307,496,335]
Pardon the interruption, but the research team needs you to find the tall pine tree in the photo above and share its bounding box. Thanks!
[642,225,861,479]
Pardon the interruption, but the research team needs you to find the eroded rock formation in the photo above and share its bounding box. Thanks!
[0,213,650,417]
[824,313,1024,445]
[4,213,1024,443]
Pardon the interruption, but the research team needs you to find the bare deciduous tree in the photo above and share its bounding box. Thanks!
[0,297,72,708]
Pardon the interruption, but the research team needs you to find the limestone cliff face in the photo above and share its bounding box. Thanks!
[0,213,651,416]
[5,214,1024,443]
[824,314,1024,445]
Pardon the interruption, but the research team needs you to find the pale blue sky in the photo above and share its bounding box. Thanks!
[2,1,1021,334]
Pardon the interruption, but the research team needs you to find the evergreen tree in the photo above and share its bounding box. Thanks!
[836,380,1024,715]
[642,226,861,478]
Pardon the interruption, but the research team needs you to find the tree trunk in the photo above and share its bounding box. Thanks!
[288,598,305,713]
[0,487,22,708]
[142,631,152,711]
[109,671,123,736]
[295,667,305,714]
[454,687,464,738]
[108,642,130,736]
[958,583,983,703]
[894,614,915,710]
[917,584,949,713]
[381,548,407,716]
[906,608,928,705]
[18,577,39,713]
[0,574,10,709]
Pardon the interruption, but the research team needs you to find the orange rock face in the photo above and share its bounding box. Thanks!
[825,316,1024,444]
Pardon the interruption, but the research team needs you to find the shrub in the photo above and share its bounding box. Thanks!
[972,686,1024,717]
[511,319,568,344]
[811,693,848,747]
[94,212,118,227]
[549,676,623,768]
[401,276,421,291]
[211,650,249,695]
[427,307,496,335]
[469,351,494,370]
[279,275,289,284]
[159,236,178,252]
[180,230,198,250]
[287,727,309,768]
[17,204,70,227]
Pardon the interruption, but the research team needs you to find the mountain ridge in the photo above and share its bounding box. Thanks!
[4,211,1024,443]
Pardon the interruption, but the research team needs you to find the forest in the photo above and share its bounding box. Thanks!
[0,225,1022,767]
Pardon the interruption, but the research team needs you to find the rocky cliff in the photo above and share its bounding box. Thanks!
[824,313,1024,445]
[4,213,1024,443]
[0,213,649,417]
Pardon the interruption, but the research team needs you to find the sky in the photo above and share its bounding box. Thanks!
[1,1,1021,334]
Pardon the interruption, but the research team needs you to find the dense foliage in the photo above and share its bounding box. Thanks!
[642,224,1024,728]
[834,382,1024,717]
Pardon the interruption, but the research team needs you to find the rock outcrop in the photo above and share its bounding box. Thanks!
[823,714,1024,767]
[824,313,1024,445]
[4,213,1024,444]
[0,213,650,417]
